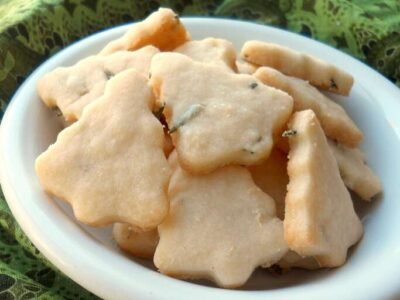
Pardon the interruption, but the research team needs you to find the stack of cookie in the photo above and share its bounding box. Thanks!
[35,8,381,288]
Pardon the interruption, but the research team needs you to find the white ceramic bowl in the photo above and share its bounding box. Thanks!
[1,18,400,300]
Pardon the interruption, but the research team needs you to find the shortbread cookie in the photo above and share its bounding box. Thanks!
[154,162,287,288]
[328,140,381,201]
[284,110,363,267]
[242,41,353,95]
[36,69,170,228]
[113,224,159,259]
[254,67,362,147]
[111,151,178,260]
[249,148,288,220]
[38,46,159,122]
[236,59,258,74]
[150,53,293,173]
[100,8,189,55]
[174,38,237,72]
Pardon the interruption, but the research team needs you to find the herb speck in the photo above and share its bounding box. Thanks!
[153,102,165,120]
[249,82,258,89]
[282,129,297,137]
[242,148,255,154]
[170,104,205,133]
[104,70,114,80]
[79,89,88,96]
[52,107,62,117]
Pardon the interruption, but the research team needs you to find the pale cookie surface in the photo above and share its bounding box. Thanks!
[112,152,178,259]
[254,67,363,147]
[236,59,259,74]
[242,41,354,95]
[100,8,189,55]
[150,53,293,173]
[249,148,288,220]
[278,251,320,270]
[167,150,179,171]
[38,46,159,122]
[174,38,237,72]
[328,140,381,201]
[113,224,159,259]
[36,69,170,228]
[284,109,363,267]
[154,162,288,288]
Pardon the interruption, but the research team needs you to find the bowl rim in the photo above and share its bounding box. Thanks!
[1,17,400,300]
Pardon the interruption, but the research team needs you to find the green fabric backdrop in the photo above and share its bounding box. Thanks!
[0,0,399,299]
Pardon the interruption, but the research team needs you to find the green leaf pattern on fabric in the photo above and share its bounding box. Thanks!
[0,0,399,298]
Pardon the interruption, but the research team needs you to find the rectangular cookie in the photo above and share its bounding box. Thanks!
[242,41,354,95]
[328,140,381,201]
[254,66,362,147]
[100,8,189,55]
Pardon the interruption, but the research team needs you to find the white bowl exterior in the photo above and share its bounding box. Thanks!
[1,19,400,300]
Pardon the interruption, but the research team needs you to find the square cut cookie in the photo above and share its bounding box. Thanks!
[284,110,363,267]
[113,224,159,259]
[154,159,288,288]
[38,46,159,122]
[254,67,363,147]
[241,41,354,95]
[328,140,381,201]
[174,38,237,72]
[150,53,293,174]
[100,8,189,55]
[35,69,170,229]
[249,148,288,220]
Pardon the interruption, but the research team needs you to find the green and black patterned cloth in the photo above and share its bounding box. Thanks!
[0,0,399,298]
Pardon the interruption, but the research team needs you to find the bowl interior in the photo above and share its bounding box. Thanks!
[2,19,400,299]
